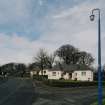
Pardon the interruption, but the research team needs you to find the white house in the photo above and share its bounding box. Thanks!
[30,69,49,77]
[47,70,62,80]
[43,69,49,75]
[30,69,93,81]
[72,70,93,81]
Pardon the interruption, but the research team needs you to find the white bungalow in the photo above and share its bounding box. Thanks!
[47,70,63,80]
[72,70,93,81]
[30,68,93,81]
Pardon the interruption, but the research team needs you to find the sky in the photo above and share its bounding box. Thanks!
[0,0,105,65]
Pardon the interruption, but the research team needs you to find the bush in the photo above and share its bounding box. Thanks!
[23,73,30,77]
[44,80,105,87]
[33,75,48,81]
[59,78,65,80]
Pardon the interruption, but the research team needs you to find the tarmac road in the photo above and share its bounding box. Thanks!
[0,78,104,105]
[0,78,35,105]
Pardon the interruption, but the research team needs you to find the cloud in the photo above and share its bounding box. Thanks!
[0,0,47,34]
[0,0,30,23]
[38,0,105,65]
[0,33,58,65]
[0,0,105,66]
[0,33,32,65]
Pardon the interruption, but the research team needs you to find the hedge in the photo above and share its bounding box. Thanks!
[43,80,105,87]
[33,75,48,81]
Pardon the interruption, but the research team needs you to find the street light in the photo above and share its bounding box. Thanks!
[90,9,103,105]
[90,14,95,21]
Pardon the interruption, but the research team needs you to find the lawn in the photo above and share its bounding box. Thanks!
[91,99,105,105]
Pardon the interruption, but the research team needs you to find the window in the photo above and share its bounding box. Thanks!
[52,72,56,76]
[44,71,46,74]
[75,73,77,76]
[81,72,86,76]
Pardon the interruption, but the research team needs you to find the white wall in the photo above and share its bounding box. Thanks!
[48,70,62,80]
[30,71,38,78]
[63,73,70,80]
[30,71,34,78]
[30,71,37,75]
[39,71,42,75]
[38,69,49,75]
[72,70,93,81]
[43,69,49,75]
[30,69,93,81]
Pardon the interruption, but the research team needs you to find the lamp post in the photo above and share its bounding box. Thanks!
[90,9,102,105]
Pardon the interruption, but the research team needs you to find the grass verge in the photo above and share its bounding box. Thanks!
[91,99,105,105]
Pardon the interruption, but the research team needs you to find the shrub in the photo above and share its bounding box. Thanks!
[33,75,48,81]
[59,78,65,80]
[44,80,105,87]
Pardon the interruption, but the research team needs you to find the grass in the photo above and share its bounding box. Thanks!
[91,99,105,105]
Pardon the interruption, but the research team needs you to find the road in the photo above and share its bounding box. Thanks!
[0,78,104,105]
[0,78,35,105]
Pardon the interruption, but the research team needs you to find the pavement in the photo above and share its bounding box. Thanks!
[0,78,104,105]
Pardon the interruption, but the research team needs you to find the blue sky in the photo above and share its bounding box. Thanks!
[0,0,105,65]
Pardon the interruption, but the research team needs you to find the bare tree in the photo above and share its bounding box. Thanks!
[34,48,55,75]
[45,54,56,69]
[34,49,47,75]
